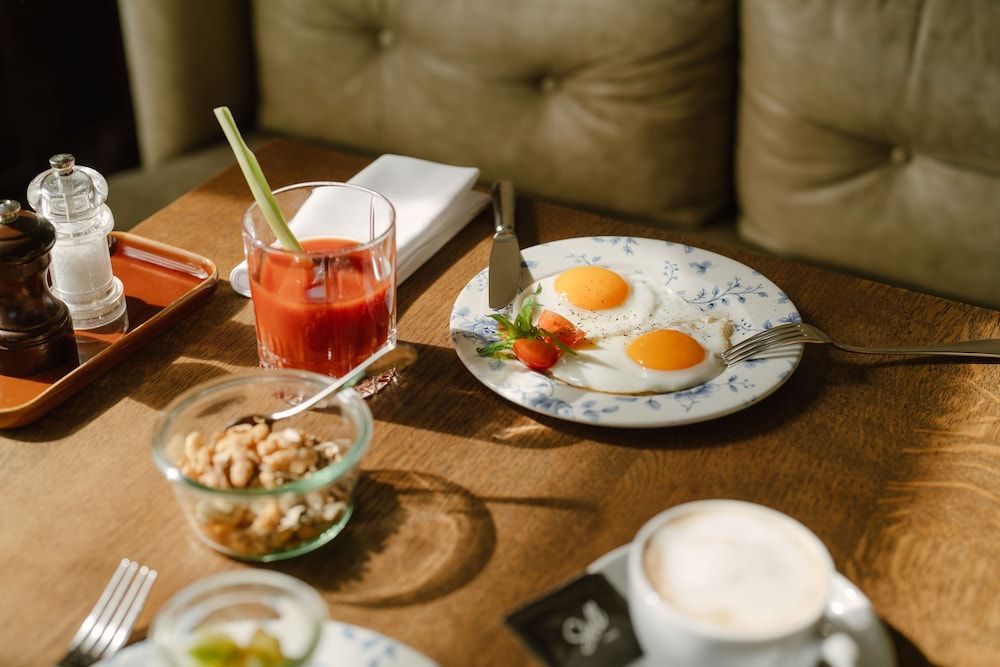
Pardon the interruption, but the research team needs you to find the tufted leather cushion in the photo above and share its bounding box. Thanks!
[118,0,254,167]
[253,0,736,227]
[738,0,1000,307]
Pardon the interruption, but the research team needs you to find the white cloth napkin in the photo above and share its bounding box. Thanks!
[229,155,489,296]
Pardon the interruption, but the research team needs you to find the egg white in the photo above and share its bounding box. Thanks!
[509,269,733,394]
[549,318,732,394]
[515,271,708,342]
[513,271,655,340]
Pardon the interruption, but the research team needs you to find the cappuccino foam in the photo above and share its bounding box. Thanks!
[643,506,828,634]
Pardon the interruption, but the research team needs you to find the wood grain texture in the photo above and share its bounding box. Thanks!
[1,140,997,667]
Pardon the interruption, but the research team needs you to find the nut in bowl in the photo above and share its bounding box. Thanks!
[153,370,372,561]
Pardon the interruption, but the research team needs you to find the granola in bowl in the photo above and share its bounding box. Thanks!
[180,422,357,557]
[153,370,372,562]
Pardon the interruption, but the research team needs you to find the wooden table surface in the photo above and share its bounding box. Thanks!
[2,140,998,667]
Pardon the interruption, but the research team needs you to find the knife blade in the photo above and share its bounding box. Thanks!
[488,180,521,310]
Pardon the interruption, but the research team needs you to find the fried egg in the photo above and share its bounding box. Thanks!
[549,319,731,394]
[517,266,707,340]
[513,266,731,394]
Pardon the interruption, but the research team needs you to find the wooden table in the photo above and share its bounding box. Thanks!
[2,140,998,667]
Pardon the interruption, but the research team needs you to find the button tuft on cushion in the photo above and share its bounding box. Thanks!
[539,75,560,94]
[255,0,736,229]
[889,146,911,165]
[377,28,396,49]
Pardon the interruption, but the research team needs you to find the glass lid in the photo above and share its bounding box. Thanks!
[26,154,109,223]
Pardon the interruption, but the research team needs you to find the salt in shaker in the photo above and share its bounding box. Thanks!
[27,154,127,331]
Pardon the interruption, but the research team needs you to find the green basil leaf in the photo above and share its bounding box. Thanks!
[514,297,536,334]
[488,313,515,334]
[477,340,514,356]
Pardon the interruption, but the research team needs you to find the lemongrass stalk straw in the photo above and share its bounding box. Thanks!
[213,106,303,252]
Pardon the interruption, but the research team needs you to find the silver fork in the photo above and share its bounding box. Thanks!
[56,559,157,667]
[721,322,1000,366]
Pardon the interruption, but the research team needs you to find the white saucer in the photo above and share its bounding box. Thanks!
[98,619,438,666]
[588,545,896,667]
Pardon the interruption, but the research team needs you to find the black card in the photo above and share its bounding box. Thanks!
[506,573,643,667]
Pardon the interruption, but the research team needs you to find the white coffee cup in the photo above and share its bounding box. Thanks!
[628,500,861,667]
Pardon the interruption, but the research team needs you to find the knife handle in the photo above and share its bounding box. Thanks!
[492,180,516,234]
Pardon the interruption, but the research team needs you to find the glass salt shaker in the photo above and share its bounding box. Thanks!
[27,154,127,331]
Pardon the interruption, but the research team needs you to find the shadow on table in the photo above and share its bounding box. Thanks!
[522,356,828,450]
[366,341,582,449]
[370,340,855,451]
[862,355,1000,370]
[272,469,491,607]
[886,623,938,666]
[7,290,257,441]
[271,468,591,608]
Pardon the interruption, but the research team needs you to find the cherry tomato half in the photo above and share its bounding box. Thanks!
[537,310,587,348]
[512,338,560,371]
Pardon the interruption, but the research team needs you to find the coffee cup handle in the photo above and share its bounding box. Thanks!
[812,575,885,667]
[818,631,860,667]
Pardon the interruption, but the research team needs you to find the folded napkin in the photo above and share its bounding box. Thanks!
[229,155,489,296]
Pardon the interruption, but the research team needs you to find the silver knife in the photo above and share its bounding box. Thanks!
[488,180,521,309]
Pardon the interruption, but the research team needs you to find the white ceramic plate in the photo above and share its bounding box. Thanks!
[588,545,896,667]
[450,236,802,427]
[97,619,438,667]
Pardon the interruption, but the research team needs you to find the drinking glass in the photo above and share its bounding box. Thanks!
[152,570,326,666]
[242,182,396,379]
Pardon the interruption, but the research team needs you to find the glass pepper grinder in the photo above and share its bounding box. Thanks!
[0,199,78,377]
[27,154,127,331]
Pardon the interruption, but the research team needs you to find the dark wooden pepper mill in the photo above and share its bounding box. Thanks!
[0,199,77,377]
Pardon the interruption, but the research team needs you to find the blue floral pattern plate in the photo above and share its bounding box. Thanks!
[97,619,438,666]
[450,236,802,428]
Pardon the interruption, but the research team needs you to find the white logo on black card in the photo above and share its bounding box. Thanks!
[562,599,621,656]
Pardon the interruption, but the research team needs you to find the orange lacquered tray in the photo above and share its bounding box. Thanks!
[0,232,218,428]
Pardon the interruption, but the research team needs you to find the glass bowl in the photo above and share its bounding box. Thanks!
[151,570,327,666]
[152,370,372,562]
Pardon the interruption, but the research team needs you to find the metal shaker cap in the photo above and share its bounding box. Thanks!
[0,199,57,268]
[0,199,21,223]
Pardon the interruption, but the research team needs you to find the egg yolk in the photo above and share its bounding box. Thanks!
[554,267,629,310]
[626,330,705,370]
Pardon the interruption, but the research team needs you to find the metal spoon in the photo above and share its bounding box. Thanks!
[227,343,416,429]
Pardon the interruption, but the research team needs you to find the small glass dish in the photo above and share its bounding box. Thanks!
[151,570,327,666]
[152,370,372,562]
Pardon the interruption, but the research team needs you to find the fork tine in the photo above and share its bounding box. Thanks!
[722,328,799,361]
[91,565,146,656]
[91,565,155,656]
[724,342,800,365]
[78,560,139,654]
[729,322,799,351]
[725,339,804,365]
[723,330,807,365]
[724,330,805,359]
[65,559,131,653]
[103,567,157,656]
[724,324,802,356]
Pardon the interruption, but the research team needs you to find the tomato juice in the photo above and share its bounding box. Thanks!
[248,237,394,377]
